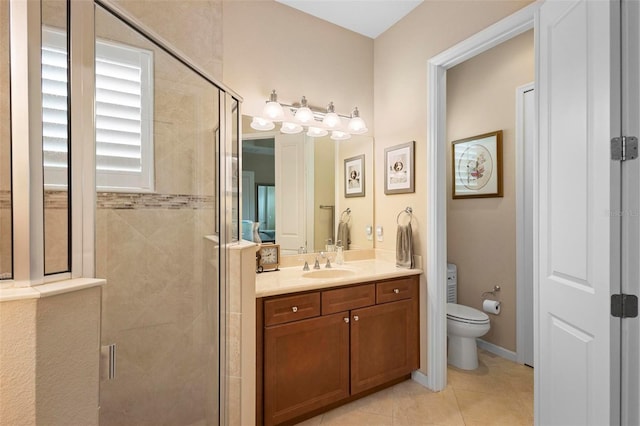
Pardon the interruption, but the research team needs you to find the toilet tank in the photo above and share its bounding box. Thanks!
[447,263,457,303]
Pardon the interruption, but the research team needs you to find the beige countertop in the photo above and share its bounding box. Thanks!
[255,259,422,298]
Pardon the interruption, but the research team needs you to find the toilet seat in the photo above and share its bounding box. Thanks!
[447,303,490,325]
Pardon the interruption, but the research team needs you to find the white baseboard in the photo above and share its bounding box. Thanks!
[411,370,431,390]
[476,338,518,362]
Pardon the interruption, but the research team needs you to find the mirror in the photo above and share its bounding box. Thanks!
[42,0,70,274]
[256,184,275,242]
[0,0,12,279]
[241,115,374,254]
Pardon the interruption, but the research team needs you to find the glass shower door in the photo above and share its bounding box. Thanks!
[94,4,227,424]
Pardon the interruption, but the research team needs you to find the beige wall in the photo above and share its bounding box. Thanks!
[373,0,532,372]
[373,1,531,258]
[36,288,102,425]
[222,0,373,124]
[0,299,37,425]
[336,136,374,250]
[113,0,223,80]
[446,31,534,352]
[0,287,102,426]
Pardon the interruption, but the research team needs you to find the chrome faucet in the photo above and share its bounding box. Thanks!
[299,247,310,271]
[313,256,321,269]
[320,251,332,268]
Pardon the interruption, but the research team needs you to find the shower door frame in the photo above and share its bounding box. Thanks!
[70,0,242,423]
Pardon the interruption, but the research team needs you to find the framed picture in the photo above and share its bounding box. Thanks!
[452,130,503,199]
[344,154,365,198]
[384,141,415,194]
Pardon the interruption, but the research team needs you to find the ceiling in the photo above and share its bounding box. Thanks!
[275,0,424,39]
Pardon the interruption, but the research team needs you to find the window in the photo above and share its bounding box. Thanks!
[42,27,154,192]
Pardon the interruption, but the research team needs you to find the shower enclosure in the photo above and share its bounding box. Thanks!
[4,0,239,422]
[86,1,239,426]
[91,3,239,424]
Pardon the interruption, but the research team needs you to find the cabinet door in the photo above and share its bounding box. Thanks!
[264,312,350,425]
[351,299,418,394]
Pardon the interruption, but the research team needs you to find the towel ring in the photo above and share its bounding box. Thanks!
[340,208,352,223]
[396,207,413,226]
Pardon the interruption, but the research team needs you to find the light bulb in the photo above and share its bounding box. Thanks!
[322,102,342,130]
[347,107,367,134]
[250,116,275,131]
[306,126,328,138]
[330,130,351,141]
[294,96,314,124]
[280,122,303,134]
[261,89,284,121]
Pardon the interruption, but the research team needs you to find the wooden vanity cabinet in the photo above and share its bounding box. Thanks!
[257,275,419,426]
[351,299,418,394]
[264,312,350,425]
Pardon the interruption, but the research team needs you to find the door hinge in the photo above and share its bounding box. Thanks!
[611,294,638,318]
[611,136,638,161]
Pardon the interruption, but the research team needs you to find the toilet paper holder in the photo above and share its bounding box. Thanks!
[481,285,501,300]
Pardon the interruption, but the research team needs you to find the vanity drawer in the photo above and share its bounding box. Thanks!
[264,292,321,326]
[322,284,375,315]
[376,277,416,304]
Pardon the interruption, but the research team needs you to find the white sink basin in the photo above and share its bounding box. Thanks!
[302,269,355,279]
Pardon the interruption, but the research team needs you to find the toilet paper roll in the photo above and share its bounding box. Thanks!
[483,299,501,315]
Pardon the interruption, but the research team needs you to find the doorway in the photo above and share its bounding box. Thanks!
[425,3,539,391]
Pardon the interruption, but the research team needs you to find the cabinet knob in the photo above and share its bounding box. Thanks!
[353,315,359,321]
[291,306,298,313]
[343,317,349,323]
[393,288,400,294]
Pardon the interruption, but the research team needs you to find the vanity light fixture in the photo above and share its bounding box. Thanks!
[251,90,368,139]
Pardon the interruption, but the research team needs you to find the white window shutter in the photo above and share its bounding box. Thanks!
[42,29,69,188]
[42,27,154,192]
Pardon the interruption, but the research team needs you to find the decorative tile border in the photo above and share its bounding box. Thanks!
[44,190,69,210]
[97,192,215,210]
[0,190,9,209]
[0,190,214,210]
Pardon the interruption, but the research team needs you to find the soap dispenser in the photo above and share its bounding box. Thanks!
[335,240,344,265]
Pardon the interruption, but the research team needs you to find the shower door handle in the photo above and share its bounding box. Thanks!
[101,344,116,381]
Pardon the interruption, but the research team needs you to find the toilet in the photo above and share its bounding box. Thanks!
[446,263,491,370]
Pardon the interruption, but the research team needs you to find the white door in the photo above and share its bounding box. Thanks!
[242,171,255,221]
[537,0,621,425]
[275,133,307,253]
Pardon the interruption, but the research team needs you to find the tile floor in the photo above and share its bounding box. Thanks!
[296,349,534,426]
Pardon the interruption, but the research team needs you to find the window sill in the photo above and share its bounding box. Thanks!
[0,278,106,302]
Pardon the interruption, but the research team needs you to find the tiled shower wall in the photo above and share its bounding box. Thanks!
[96,198,218,425]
